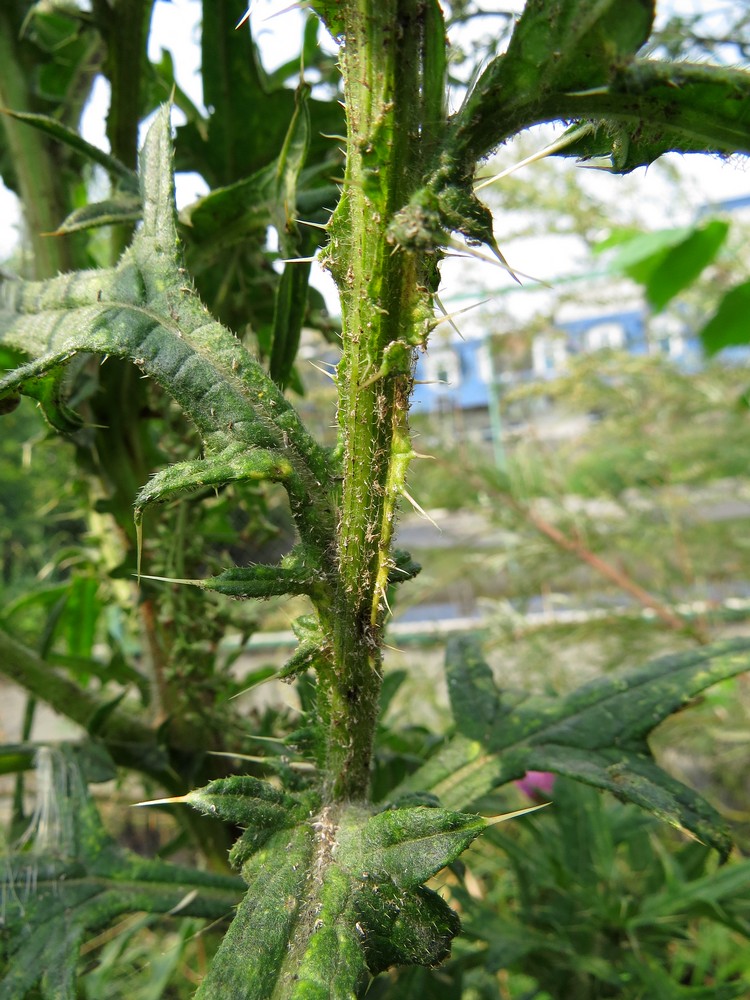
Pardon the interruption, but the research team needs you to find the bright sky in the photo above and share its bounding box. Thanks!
[2,0,749,311]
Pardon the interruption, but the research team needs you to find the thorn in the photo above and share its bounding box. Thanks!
[320,133,347,142]
[434,293,463,339]
[229,672,281,699]
[474,124,595,191]
[411,450,436,459]
[485,802,551,824]
[377,584,393,621]
[279,255,318,264]
[295,218,329,231]
[210,735,287,746]
[576,158,616,172]
[308,360,337,380]
[444,237,546,285]
[433,296,494,335]
[400,488,441,530]
[564,86,610,97]
[207,750,316,772]
[132,794,191,808]
[135,573,202,587]
[169,889,199,916]
[235,5,252,28]
[263,0,311,21]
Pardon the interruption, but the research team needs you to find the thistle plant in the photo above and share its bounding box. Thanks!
[1,1,750,996]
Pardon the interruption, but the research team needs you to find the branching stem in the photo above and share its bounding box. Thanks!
[319,0,445,802]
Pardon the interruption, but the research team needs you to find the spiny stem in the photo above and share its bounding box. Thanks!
[318,0,446,802]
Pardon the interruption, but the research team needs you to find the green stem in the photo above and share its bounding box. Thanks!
[0,11,78,278]
[0,627,155,751]
[320,0,445,802]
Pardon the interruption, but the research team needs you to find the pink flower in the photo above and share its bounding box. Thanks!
[515,770,556,800]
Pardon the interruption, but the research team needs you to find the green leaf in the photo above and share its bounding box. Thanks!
[0,106,334,562]
[0,748,243,1000]
[339,805,487,890]
[700,280,750,355]
[0,109,137,190]
[598,220,731,306]
[448,0,655,168]
[552,62,750,172]
[631,220,729,311]
[191,797,485,997]
[52,193,143,234]
[63,574,99,659]
[394,637,750,858]
[634,857,750,932]
[269,84,313,389]
[445,634,502,741]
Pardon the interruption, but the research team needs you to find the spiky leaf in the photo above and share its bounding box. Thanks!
[190,797,510,998]
[0,107,333,566]
[395,637,750,858]
[0,750,243,1000]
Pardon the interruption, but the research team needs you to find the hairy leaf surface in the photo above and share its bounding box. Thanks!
[0,106,334,567]
[187,791,498,998]
[0,750,243,1000]
[393,638,750,858]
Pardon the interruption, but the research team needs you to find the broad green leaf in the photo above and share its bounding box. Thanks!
[596,226,694,274]
[0,106,334,565]
[700,280,750,355]
[626,220,729,311]
[0,749,243,1000]
[394,638,750,858]
[338,804,487,890]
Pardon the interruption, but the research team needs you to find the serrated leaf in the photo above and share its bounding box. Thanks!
[448,0,655,167]
[1,109,138,190]
[134,447,295,522]
[187,774,306,827]
[193,824,322,1000]
[199,563,320,600]
[552,63,750,172]
[394,638,750,858]
[339,805,486,890]
[416,1,750,253]
[0,749,243,1000]
[445,635,502,741]
[193,799,477,998]
[52,193,143,234]
[0,106,333,563]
